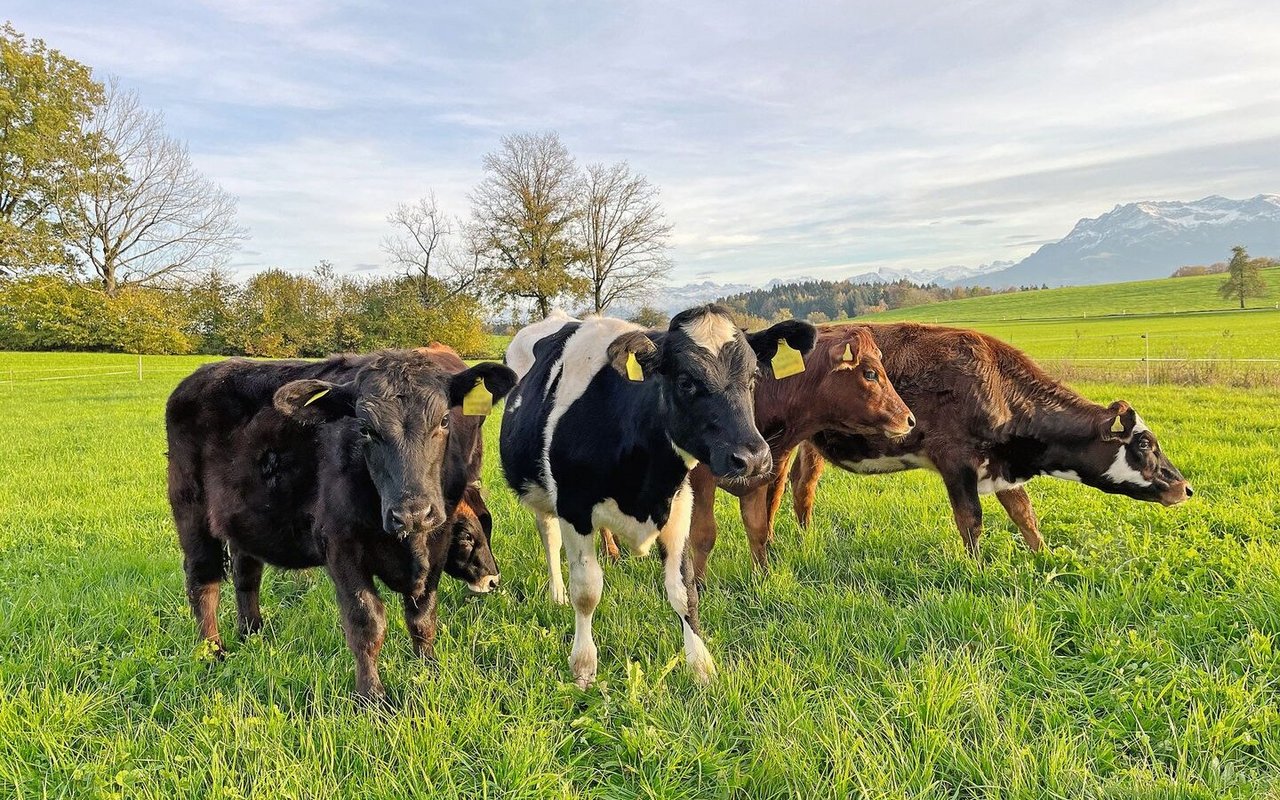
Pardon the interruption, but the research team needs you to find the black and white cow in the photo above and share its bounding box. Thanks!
[499,305,816,687]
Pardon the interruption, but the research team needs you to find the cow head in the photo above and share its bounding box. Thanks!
[444,485,501,593]
[814,326,915,438]
[1078,401,1192,505]
[608,305,817,480]
[274,352,517,538]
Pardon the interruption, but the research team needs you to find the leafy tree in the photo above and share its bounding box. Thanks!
[575,161,672,313]
[0,23,105,273]
[1219,245,1268,309]
[64,79,244,296]
[470,132,587,316]
[628,304,669,329]
[230,268,337,357]
[184,267,239,354]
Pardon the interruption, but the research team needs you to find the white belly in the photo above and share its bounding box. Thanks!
[838,454,935,475]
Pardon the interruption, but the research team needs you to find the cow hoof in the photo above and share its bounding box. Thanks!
[549,585,569,606]
[355,684,388,707]
[238,617,264,638]
[685,633,715,684]
[688,652,716,685]
[570,645,598,688]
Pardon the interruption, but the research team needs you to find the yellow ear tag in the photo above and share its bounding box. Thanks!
[842,343,854,362]
[625,352,644,382]
[304,388,330,406]
[1111,416,1124,433]
[462,379,492,416]
[772,340,806,379]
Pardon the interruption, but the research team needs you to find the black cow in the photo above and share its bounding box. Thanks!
[499,305,815,687]
[166,347,516,699]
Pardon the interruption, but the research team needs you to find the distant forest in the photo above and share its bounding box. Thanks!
[716,278,1043,326]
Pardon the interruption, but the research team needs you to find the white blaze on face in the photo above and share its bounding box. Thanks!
[681,312,736,355]
[1103,442,1153,487]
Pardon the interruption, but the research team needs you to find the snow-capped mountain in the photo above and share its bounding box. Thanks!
[846,261,1012,286]
[958,194,1280,288]
[631,279,756,317]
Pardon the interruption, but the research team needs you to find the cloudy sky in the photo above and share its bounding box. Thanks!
[9,0,1280,285]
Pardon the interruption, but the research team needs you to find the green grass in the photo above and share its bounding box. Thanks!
[850,269,1280,385]
[2,353,1280,798]
[869,267,1280,323]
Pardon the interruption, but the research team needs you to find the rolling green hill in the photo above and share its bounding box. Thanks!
[865,266,1280,324]
[847,267,1280,385]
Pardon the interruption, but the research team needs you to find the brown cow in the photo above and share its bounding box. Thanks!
[685,325,915,581]
[701,322,1193,573]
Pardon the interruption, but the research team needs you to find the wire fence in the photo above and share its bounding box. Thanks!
[3,331,1279,390]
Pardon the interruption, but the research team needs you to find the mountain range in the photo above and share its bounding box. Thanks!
[632,194,1280,315]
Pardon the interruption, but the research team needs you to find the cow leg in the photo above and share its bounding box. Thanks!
[687,466,719,587]
[328,551,388,701]
[230,548,265,638]
[996,487,1043,552]
[600,529,622,562]
[178,518,226,652]
[536,511,568,605]
[764,448,794,543]
[790,443,826,530]
[404,568,443,661]
[942,466,984,558]
[563,526,603,688]
[741,487,773,572]
[658,482,715,684]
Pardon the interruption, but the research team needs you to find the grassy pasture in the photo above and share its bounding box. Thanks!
[853,268,1280,386]
[1,351,1279,799]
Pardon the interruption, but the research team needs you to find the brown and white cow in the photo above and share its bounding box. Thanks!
[709,322,1192,571]
[686,325,915,581]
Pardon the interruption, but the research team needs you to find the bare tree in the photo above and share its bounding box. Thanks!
[64,79,245,296]
[469,131,587,317]
[381,192,482,301]
[576,161,673,313]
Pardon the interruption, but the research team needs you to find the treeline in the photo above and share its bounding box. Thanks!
[718,278,1039,325]
[1173,255,1277,278]
[2,22,676,357]
[0,267,488,356]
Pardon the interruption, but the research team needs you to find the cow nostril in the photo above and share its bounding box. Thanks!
[729,451,748,472]
[1185,485,1194,497]
[907,415,916,428]
[488,574,501,589]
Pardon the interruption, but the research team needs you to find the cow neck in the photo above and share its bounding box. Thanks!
[753,368,826,454]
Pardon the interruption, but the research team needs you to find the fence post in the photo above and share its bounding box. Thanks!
[137,354,143,382]
[1142,333,1150,387]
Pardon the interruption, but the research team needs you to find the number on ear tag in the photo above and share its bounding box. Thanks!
[304,388,330,406]
[772,340,806,379]
[462,379,492,416]
[1110,416,1124,433]
[626,352,644,382]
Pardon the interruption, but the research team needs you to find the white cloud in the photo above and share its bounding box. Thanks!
[5,0,1279,285]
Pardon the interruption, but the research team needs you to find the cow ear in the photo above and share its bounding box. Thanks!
[450,363,518,410]
[747,320,818,364]
[1101,400,1135,441]
[274,379,356,423]
[607,331,660,381]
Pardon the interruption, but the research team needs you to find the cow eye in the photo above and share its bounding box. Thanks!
[863,369,878,382]
[676,374,697,396]
[439,414,450,430]
[1136,437,1151,451]
[358,421,379,440]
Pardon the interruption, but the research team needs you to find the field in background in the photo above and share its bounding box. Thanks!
[2,352,1279,797]
[854,268,1280,386]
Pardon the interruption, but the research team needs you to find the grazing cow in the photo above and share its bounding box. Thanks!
[686,325,915,581]
[749,322,1191,565]
[166,347,516,699]
[500,305,815,687]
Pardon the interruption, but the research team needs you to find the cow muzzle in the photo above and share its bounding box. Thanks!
[467,573,501,594]
[712,440,773,480]
[1160,480,1193,506]
[385,500,445,537]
